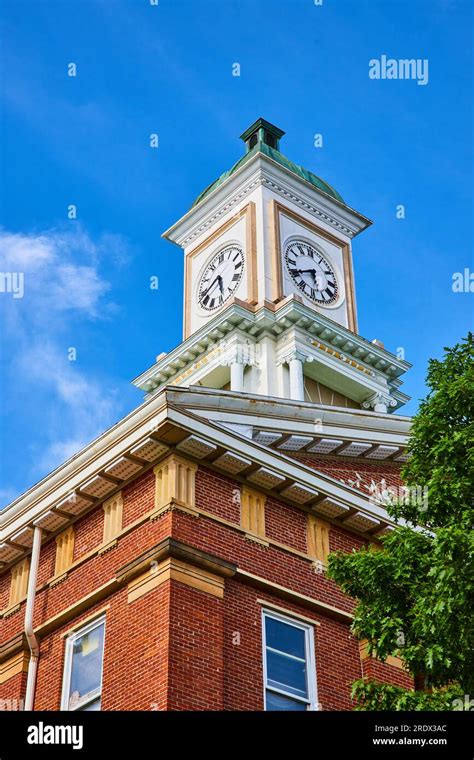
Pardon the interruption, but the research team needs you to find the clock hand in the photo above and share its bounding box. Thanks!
[295,267,319,283]
[203,273,224,298]
[295,268,329,291]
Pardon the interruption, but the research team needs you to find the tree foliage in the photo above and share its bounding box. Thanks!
[327,334,474,710]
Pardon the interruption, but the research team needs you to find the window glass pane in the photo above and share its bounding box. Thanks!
[68,623,104,709]
[266,690,307,711]
[266,649,308,698]
[265,617,305,659]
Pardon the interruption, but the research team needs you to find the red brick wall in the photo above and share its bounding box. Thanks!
[122,469,155,528]
[222,580,362,711]
[1,460,413,711]
[362,657,413,690]
[0,668,27,708]
[167,580,224,710]
[292,453,404,494]
[265,496,307,552]
[195,467,240,523]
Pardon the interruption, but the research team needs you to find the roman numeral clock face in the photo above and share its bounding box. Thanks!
[284,241,338,305]
[198,246,244,311]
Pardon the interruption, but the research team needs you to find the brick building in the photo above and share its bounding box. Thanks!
[1,119,413,712]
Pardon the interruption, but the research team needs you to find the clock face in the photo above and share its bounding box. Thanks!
[198,245,245,311]
[284,240,338,305]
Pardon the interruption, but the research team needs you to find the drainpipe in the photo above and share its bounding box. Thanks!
[24,526,42,711]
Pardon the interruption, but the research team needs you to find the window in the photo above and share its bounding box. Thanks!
[262,610,318,711]
[61,616,106,711]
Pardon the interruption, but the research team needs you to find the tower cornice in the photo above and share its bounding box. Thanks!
[163,152,371,250]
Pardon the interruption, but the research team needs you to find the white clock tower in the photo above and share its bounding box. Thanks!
[133,118,410,414]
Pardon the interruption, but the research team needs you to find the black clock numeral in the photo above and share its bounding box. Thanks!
[284,240,338,305]
[199,246,244,310]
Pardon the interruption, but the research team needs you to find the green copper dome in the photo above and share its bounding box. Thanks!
[192,118,344,208]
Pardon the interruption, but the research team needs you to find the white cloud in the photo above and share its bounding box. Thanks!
[0,226,132,498]
[21,342,120,474]
[0,226,121,322]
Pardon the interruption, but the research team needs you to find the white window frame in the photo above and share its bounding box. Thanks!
[60,615,106,711]
[262,609,318,711]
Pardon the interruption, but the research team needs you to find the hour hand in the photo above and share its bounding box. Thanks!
[296,267,317,281]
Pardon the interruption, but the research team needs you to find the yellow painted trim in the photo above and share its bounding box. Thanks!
[241,485,266,538]
[103,492,123,545]
[35,580,117,638]
[127,557,225,604]
[48,571,68,588]
[153,453,198,512]
[54,526,75,577]
[2,602,22,619]
[238,568,353,622]
[183,202,257,338]
[271,201,358,332]
[98,539,118,556]
[9,558,30,608]
[269,199,284,302]
[149,500,199,521]
[246,201,258,304]
[244,533,269,547]
[0,651,29,684]
[359,640,406,671]
[307,515,330,565]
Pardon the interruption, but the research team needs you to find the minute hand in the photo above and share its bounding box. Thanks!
[202,274,223,297]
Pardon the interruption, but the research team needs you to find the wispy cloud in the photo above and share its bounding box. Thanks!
[16,341,120,474]
[0,226,131,505]
[0,226,127,324]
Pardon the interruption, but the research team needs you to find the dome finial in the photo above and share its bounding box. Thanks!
[239,118,285,153]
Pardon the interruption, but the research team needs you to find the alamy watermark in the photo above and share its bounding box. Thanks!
[452,694,474,711]
[0,271,24,299]
[452,268,474,293]
[369,479,428,512]
[369,55,429,86]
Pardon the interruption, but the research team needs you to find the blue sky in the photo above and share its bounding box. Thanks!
[0,0,472,506]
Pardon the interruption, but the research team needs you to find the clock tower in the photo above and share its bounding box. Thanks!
[134,118,410,414]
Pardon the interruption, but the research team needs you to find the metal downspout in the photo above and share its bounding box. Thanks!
[24,526,42,711]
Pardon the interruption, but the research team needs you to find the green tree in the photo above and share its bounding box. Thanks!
[327,334,474,710]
